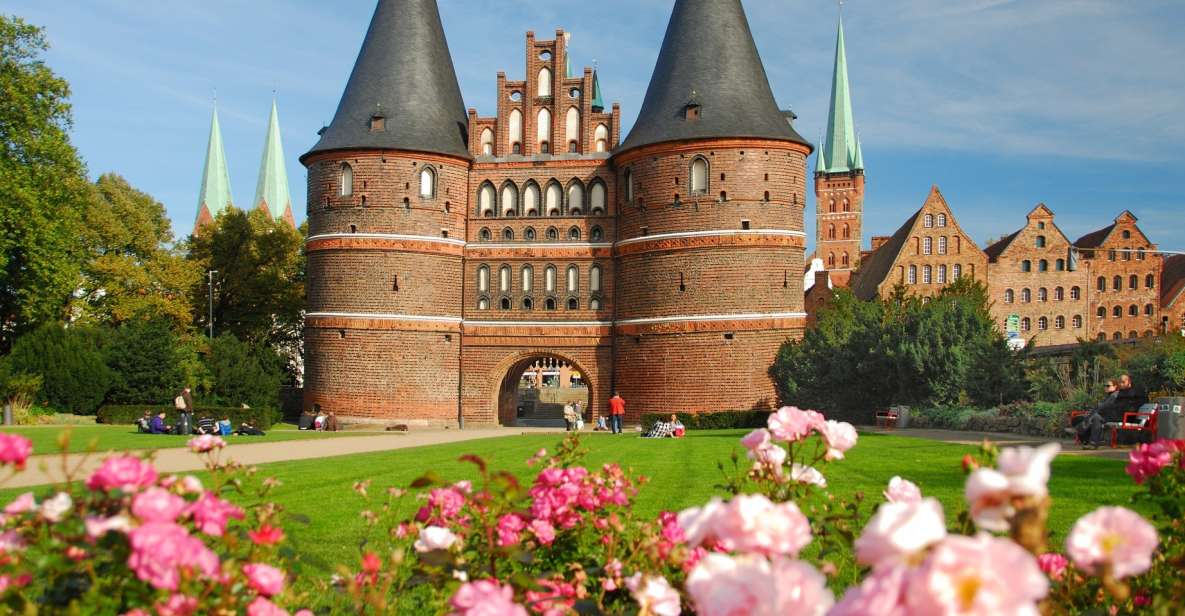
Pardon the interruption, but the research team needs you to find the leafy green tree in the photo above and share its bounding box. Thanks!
[6,323,111,414]
[104,319,187,405]
[0,16,92,349]
[203,334,283,410]
[186,208,305,352]
[73,174,200,330]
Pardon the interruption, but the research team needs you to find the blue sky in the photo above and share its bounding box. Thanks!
[5,0,1184,252]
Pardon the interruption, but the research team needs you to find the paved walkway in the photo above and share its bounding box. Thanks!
[8,427,564,489]
[861,427,1131,461]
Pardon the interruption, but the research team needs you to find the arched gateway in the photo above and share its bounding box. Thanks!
[493,353,594,427]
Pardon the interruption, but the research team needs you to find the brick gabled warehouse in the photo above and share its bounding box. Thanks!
[301,0,812,426]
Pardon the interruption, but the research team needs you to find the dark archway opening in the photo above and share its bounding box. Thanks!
[497,355,590,427]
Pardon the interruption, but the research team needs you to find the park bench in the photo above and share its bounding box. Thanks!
[1068,405,1158,448]
[875,408,899,429]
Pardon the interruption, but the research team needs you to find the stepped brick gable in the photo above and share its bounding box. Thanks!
[1074,211,1162,341]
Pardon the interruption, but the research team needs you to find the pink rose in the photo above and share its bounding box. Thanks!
[86,455,158,493]
[830,564,909,616]
[789,463,827,488]
[626,573,682,616]
[449,579,529,616]
[1125,440,1181,484]
[3,492,36,516]
[996,443,1060,498]
[186,491,244,536]
[1065,506,1158,579]
[132,487,187,523]
[819,420,858,460]
[249,524,285,546]
[712,494,812,557]
[127,522,220,590]
[963,468,1012,532]
[496,513,526,546]
[1037,553,1068,581]
[0,434,33,470]
[414,526,459,553]
[855,498,946,568]
[187,434,226,453]
[85,514,132,539]
[530,519,556,545]
[246,597,289,616]
[883,476,922,504]
[686,553,833,616]
[906,533,1047,615]
[677,498,725,547]
[740,428,771,451]
[0,530,26,553]
[767,406,823,442]
[156,594,198,616]
[243,563,286,597]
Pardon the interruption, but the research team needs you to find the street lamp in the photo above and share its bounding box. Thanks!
[207,270,218,339]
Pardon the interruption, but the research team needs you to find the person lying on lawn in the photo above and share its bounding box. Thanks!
[148,412,172,435]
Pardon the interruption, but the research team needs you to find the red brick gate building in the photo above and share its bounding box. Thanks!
[301,0,810,426]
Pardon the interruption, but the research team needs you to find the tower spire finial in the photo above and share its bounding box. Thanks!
[821,8,861,174]
[195,105,234,233]
[254,99,294,226]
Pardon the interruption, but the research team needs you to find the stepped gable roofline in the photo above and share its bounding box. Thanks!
[302,0,470,162]
[617,0,810,154]
[1163,254,1185,309]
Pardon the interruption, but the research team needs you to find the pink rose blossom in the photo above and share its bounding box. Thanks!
[40,492,72,522]
[123,610,150,616]
[496,513,526,546]
[530,519,556,545]
[767,406,823,442]
[4,492,36,515]
[1125,440,1182,484]
[1037,553,1068,581]
[187,491,244,536]
[414,526,459,553]
[677,498,725,547]
[0,531,25,553]
[626,573,682,616]
[964,443,1061,531]
[686,553,833,616]
[819,420,858,460]
[1065,506,1158,579]
[854,498,946,568]
[449,579,528,616]
[415,485,469,526]
[963,468,1013,532]
[243,563,286,597]
[85,514,132,539]
[710,494,812,557]
[127,522,220,590]
[249,524,286,546]
[86,455,158,493]
[740,428,771,451]
[789,463,827,488]
[246,597,289,616]
[132,487,187,523]
[187,434,226,453]
[830,564,909,616]
[156,594,198,616]
[883,476,922,504]
[906,533,1047,616]
[997,443,1060,498]
[525,578,578,616]
[0,434,33,470]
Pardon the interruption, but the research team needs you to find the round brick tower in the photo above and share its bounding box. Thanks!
[611,0,812,420]
[301,0,470,425]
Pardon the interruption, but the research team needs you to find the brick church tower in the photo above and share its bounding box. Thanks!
[300,0,471,421]
[814,16,864,284]
[611,0,812,417]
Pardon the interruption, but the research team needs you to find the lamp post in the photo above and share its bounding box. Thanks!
[207,269,218,339]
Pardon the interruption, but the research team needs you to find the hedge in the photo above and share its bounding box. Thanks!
[97,405,279,430]
[640,410,770,431]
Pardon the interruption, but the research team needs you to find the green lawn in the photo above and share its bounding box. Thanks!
[244,430,1140,574]
[1,423,371,455]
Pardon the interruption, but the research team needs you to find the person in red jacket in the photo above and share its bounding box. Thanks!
[608,392,626,434]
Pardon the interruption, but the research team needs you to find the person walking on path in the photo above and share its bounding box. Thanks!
[562,402,576,431]
[608,392,625,434]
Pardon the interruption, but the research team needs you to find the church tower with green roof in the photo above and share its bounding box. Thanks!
[253,99,296,227]
[193,106,234,234]
[813,15,865,281]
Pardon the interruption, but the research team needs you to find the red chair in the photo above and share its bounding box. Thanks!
[875,408,899,429]
[1068,410,1088,444]
[1107,409,1158,449]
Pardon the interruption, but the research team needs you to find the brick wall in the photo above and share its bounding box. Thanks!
[815,171,864,271]
[1079,223,1162,341]
[875,190,989,298]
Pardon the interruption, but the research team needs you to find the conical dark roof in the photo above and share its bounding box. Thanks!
[618,0,809,153]
[303,0,470,161]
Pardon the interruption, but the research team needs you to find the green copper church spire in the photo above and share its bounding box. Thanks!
[590,69,604,113]
[821,16,861,174]
[195,105,233,232]
[253,99,294,226]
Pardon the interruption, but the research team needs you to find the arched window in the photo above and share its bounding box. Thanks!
[690,157,708,194]
[523,182,541,216]
[536,108,551,153]
[594,124,609,153]
[478,297,490,310]
[1071,286,1081,300]
[565,107,580,152]
[479,227,492,242]
[829,200,836,213]
[1097,307,1106,319]
[419,167,436,198]
[1036,235,1046,248]
[953,264,962,279]
[1129,304,1138,317]
[545,265,557,293]
[937,213,947,227]
[923,237,932,255]
[1113,276,1122,291]
[524,227,536,241]
[1005,289,1014,303]
[590,298,602,311]
[1113,306,1122,318]
[568,227,581,240]
[1137,248,1146,260]
[1122,230,1131,239]
[624,168,634,202]
[1056,258,1065,271]
[938,236,947,255]
[567,181,585,215]
[521,265,533,293]
[827,253,836,267]
[1146,274,1155,289]
[501,183,518,217]
[479,183,496,217]
[545,182,562,216]
[924,214,934,228]
[546,227,559,241]
[1038,288,1048,302]
[1039,260,1048,272]
[566,265,578,292]
[1145,304,1154,316]
[841,253,850,267]
[1054,287,1064,301]
[937,265,947,284]
[500,297,511,310]
[828,224,836,240]
[502,227,514,241]
[842,223,850,239]
[477,265,490,293]
[508,109,523,153]
[1108,249,1117,261]
[591,226,603,242]
[340,163,353,196]
[590,181,606,215]
[1129,275,1138,290]
[498,266,511,293]
[567,298,578,311]
[1022,317,1031,331]
[537,66,552,96]
[590,265,602,292]
[545,298,556,311]
[843,199,850,212]
[923,265,932,284]
[1097,276,1106,292]
[1021,288,1031,303]
[1038,317,1048,331]
[480,128,494,156]
[523,298,533,310]
[1073,315,1083,329]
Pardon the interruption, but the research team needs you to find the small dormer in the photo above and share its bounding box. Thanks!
[781,109,798,128]
[684,90,701,122]
[369,106,386,132]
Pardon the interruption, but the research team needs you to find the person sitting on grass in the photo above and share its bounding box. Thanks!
[642,417,674,439]
[236,420,265,436]
[195,415,217,436]
[594,416,608,431]
[148,412,172,435]
[670,414,685,438]
[136,411,153,434]
[218,417,233,436]
[324,411,340,432]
